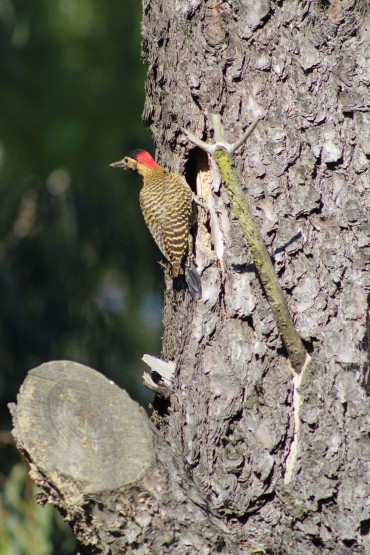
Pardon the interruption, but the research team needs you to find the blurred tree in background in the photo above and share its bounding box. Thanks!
[0,0,161,552]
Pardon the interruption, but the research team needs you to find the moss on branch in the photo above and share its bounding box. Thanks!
[213,147,307,373]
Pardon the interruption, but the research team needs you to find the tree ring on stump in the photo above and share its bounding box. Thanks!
[12,360,155,494]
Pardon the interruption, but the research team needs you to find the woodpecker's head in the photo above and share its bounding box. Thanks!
[109,150,159,173]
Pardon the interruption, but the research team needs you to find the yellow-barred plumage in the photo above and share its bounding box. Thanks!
[109,150,193,278]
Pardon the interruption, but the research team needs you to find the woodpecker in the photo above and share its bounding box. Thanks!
[110,150,201,297]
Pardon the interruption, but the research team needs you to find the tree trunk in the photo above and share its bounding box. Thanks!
[11,1,369,554]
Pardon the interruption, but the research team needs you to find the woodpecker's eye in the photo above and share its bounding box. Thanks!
[123,157,129,164]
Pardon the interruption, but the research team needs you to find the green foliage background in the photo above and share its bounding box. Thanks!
[0,0,162,552]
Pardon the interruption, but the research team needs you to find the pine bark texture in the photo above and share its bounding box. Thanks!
[10,1,370,554]
[142,0,369,553]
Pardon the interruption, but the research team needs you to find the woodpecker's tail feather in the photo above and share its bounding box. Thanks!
[185,267,202,300]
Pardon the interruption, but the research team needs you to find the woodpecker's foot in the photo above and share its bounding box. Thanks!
[158,260,174,292]
[158,259,171,273]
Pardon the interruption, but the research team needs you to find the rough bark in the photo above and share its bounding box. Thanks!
[10,1,370,554]
[142,0,369,553]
